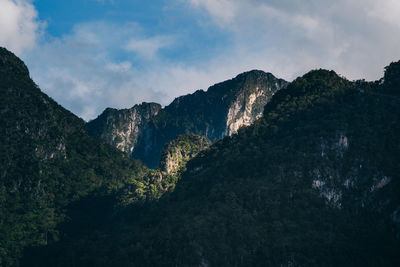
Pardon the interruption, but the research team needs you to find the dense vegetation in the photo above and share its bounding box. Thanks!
[159,134,211,174]
[130,70,287,168]
[0,48,148,266]
[2,46,400,266]
[0,51,212,267]
[119,134,211,206]
[20,60,400,265]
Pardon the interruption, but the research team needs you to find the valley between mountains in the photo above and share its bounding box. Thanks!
[1,47,400,266]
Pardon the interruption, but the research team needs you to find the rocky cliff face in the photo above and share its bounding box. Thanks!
[89,70,287,168]
[159,134,211,174]
[225,82,272,136]
[86,102,161,154]
[134,70,288,168]
[117,134,211,207]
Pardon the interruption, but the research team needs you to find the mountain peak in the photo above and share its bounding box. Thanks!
[235,69,274,79]
[384,60,400,90]
[87,70,288,168]
[86,101,161,154]
[135,101,162,111]
[0,47,29,78]
[100,102,161,116]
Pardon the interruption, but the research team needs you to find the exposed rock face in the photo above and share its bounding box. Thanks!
[135,70,287,168]
[116,134,211,207]
[86,102,161,154]
[225,86,268,136]
[159,135,211,174]
[88,70,287,168]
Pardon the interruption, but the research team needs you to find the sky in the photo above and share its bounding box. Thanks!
[1,0,400,120]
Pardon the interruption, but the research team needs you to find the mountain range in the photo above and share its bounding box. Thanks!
[1,47,400,266]
[87,70,287,168]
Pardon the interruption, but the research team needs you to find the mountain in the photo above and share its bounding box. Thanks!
[159,134,211,175]
[87,70,288,168]
[22,63,400,266]
[0,47,217,267]
[2,46,400,266]
[118,134,211,206]
[0,47,147,267]
[86,102,161,154]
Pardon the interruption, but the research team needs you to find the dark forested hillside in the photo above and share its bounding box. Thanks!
[0,47,145,267]
[0,47,216,266]
[21,58,400,266]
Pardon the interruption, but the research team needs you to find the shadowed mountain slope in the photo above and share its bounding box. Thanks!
[22,62,400,266]
[0,47,144,267]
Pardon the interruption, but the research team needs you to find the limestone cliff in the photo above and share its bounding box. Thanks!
[86,102,161,154]
[133,70,288,168]
[224,71,285,135]
[160,134,211,174]
[118,134,211,206]
[88,70,287,168]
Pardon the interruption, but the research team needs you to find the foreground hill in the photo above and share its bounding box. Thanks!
[87,70,288,168]
[22,62,400,266]
[0,47,146,266]
[0,47,214,266]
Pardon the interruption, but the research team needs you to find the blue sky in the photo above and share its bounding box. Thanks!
[34,0,231,64]
[1,0,400,120]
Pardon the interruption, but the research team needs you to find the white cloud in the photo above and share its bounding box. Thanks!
[0,0,43,54]
[368,0,400,27]
[5,0,400,122]
[189,0,237,26]
[23,19,245,121]
[187,0,400,80]
[125,35,175,60]
[23,22,203,121]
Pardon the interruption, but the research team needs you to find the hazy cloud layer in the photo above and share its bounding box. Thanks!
[0,0,43,54]
[125,35,175,60]
[2,0,400,120]
[24,22,174,120]
[23,21,234,120]
[187,0,400,80]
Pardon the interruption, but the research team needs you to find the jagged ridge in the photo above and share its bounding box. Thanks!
[86,102,161,154]
[90,70,287,168]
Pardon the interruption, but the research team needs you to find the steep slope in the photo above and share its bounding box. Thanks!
[132,70,288,168]
[86,102,161,154]
[159,134,211,175]
[24,63,400,266]
[0,47,141,267]
[140,68,400,267]
[119,134,211,206]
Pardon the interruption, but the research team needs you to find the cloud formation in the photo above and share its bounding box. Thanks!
[125,35,175,60]
[23,21,230,120]
[0,0,43,54]
[187,0,400,80]
[3,0,400,121]
[24,22,170,120]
